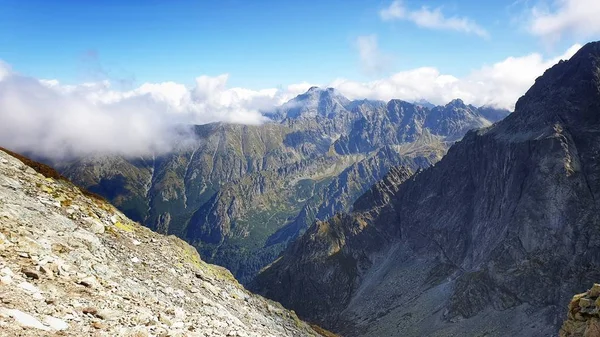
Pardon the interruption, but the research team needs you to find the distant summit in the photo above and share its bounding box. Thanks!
[413,99,435,109]
[274,86,351,120]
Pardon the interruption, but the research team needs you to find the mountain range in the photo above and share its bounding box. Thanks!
[250,41,600,336]
[58,88,508,283]
[3,38,600,337]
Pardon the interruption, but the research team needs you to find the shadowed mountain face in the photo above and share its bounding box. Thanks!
[59,88,507,284]
[250,42,600,336]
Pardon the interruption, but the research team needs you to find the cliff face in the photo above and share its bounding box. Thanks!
[0,149,331,336]
[252,166,414,323]
[252,42,600,337]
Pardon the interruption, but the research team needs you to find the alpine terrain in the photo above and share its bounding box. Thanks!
[251,42,600,336]
[58,89,508,283]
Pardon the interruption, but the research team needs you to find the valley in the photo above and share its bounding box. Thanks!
[58,88,507,283]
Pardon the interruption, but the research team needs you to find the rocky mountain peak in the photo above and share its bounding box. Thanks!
[446,98,466,107]
[298,86,343,99]
[387,99,416,108]
[424,98,488,140]
[414,99,436,109]
[277,86,351,119]
[507,40,600,134]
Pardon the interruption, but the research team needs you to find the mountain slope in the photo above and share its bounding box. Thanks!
[251,41,600,336]
[0,148,332,336]
[60,88,506,284]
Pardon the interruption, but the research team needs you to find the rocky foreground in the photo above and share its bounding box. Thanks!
[0,149,331,336]
[561,285,600,337]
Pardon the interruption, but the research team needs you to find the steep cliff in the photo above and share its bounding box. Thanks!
[252,41,600,336]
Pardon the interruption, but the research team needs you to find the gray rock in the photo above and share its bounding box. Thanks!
[252,42,600,337]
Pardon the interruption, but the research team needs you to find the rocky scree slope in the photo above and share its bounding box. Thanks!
[0,149,331,337]
[59,88,507,284]
[252,41,600,337]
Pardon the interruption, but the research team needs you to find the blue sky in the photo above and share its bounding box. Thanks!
[0,0,589,89]
[0,0,599,158]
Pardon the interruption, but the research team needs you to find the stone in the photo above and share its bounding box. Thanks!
[0,267,14,277]
[17,281,44,300]
[159,313,173,326]
[78,276,98,288]
[22,267,40,280]
[39,264,54,278]
[83,217,105,234]
[43,315,69,331]
[96,309,120,321]
[92,321,107,329]
[0,308,50,331]
[82,307,98,317]
[589,284,600,298]
[584,318,600,337]
[0,275,12,285]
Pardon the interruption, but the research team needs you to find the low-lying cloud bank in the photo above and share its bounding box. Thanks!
[0,44,580,159]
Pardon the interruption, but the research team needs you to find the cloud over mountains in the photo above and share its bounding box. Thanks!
[0,43,580,159]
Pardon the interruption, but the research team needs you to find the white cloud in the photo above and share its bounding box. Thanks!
[331,43,581,109]
[0,68,309,159]
[380,0,489,38]
[528,0,600,43]
[0,43,582,159]
[355,35,394,75]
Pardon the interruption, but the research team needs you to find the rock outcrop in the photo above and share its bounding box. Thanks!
[0,149,331,336]
[252,41,600,336]
[560,284,600,337]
